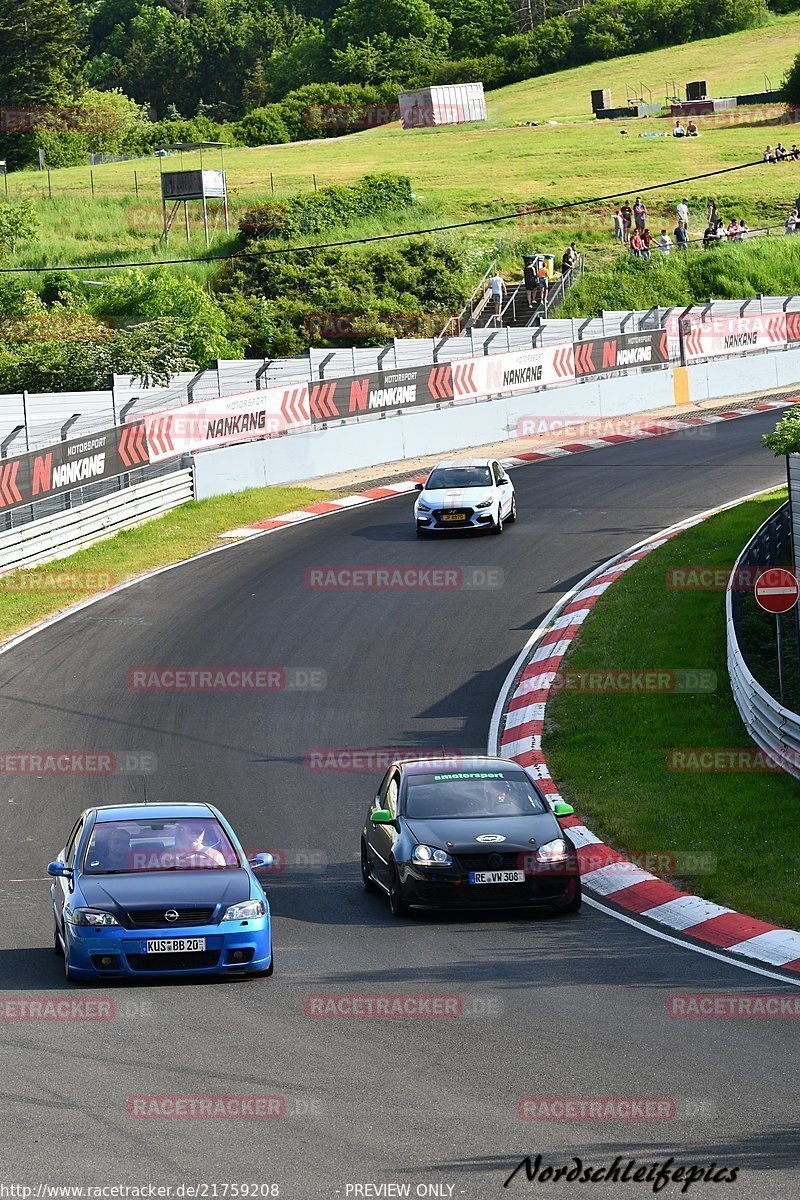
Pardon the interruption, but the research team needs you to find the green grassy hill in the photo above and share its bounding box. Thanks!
[5,13,800,271]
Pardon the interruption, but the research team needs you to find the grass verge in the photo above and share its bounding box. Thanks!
[0,484,329,643]
[545,489,800,930]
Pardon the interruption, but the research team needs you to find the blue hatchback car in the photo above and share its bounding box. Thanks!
[48,802,273,982]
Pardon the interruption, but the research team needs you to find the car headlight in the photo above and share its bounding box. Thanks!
[416,501,430,512]
[411,845,453,867]
[536,838,569,864]
[475,498,493,509]
[69,908,120,926]
[222,899,266,921]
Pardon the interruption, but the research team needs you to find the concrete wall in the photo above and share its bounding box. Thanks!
[192,370,678,498]
[192,350,800,500]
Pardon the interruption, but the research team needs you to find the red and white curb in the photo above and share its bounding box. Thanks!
[490,492,800,978]
[218,400,792,540]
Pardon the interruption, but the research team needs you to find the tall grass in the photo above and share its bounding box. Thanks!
[560,236,800,316]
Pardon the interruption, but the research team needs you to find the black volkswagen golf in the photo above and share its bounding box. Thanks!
[360,757,581,916]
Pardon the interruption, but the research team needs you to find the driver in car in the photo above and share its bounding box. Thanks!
[485,781,513,812]
[175,821,226,866]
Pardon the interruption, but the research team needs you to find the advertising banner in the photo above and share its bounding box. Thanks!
[144,383,311,462]
[681,313,787,363]
[452,343,575,401]
[573,329,669,378]
[308,364,454,426]
[0,422,150,515]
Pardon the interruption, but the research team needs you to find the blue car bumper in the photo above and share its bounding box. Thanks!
[62,916,272,980]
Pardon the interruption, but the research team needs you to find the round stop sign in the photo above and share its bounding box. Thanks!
[754,568,800,614]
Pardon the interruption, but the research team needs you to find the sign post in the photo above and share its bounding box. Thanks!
[754,568,800,706]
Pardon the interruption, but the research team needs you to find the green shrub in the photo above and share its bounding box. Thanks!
[239,174,414,241]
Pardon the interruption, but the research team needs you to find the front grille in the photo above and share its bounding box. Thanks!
[456,852,526,872]
[125,950,220,971]
[125,907,216,928]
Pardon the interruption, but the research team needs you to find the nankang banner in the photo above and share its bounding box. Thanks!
[144,383,311,462]
[0,422,150,515]
[573,330,669,378]
[308,363,454,425]
[681,314,787,363]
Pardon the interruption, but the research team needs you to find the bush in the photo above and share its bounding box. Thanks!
[239,174,414,240]
[783,51,800,105]
[235,105,292,146]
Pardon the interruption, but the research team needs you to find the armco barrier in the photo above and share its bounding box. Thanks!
[726,502,800,780]
[0,470,193,572]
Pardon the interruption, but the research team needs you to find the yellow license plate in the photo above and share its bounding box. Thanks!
[442,513,465,522]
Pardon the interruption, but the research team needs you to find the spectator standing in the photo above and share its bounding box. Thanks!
[633,197,647,232]
[707,198,718,226]
[658,228,672,254]
[536,260,550,304]
[674,221,688,251]
[676,198,689,228]
[787,210,798,236]
[620,199,633,243]
[523,258,536,307]
[735,218,747,242]
[490,271,506,320]
[614,208,624,243]
[562,242,578,277]
[630,229,643,258]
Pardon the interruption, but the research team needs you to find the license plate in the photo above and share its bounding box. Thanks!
[441,513,465,522]
[144,937,206,953]
[469,870,525,885]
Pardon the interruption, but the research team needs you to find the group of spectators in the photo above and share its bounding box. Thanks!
[763,142,800,163]
[672,120,699,137]
[702,215,749,247]
[614,196,690,256]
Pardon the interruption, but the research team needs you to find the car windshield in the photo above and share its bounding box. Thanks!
[426,466,492,489]
[82,817,240,874]
[404,771,547,819]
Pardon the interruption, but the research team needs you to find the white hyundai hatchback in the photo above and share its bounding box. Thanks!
[414,458,516,536]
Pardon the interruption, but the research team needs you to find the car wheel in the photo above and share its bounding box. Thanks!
[491,509,504,535]
[361,839,377,892]
[556,883,582,914]
[388,864,410,918]
[53,920,63,957]
[508,496,517,523]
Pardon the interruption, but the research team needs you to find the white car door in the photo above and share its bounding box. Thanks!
[492,462,513,516]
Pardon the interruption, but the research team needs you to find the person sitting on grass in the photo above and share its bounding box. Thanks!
[791,145,800,161]
[673,120,686,138]
[775,142,790,162]
[703,220,717,249]
[764,145,776,163]
[687,120,699,137]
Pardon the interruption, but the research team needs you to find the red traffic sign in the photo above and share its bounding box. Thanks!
[754,568,800,614]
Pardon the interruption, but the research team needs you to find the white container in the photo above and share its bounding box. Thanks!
[398,83,486,129]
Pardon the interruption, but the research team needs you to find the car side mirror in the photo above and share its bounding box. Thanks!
[414,482,425,491]
[249,853,274,870]
[371,809,394,824]
[47,861,71,877]
[499,476,510,485]
[552,801,574,817]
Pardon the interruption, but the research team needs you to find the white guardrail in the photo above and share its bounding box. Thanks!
[726,501,800,779]
[0,469,193,573]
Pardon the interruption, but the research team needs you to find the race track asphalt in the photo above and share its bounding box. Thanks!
[0,410,797,1199]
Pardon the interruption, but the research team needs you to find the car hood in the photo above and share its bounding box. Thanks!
[79,869,252,913]
[405,814,563,852]
[419,486,495,507]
